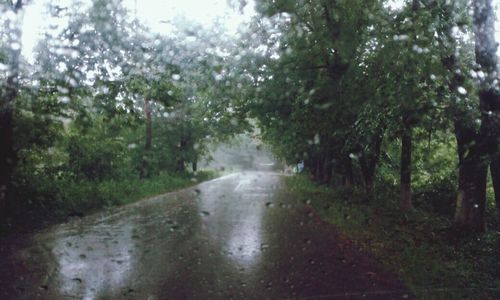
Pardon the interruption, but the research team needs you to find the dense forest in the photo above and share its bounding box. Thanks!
[0,0,499,297]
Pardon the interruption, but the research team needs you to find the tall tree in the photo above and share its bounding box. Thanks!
[454,0,499,231]
[472,0,500,215]
[0,0,24,226]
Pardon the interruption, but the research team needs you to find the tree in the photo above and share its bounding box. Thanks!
[0,0,24,226]
[454,0,499,231]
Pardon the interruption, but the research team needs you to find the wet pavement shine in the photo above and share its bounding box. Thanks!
[0,169,411,299]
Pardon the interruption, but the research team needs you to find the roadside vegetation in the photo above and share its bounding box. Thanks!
[11,169,217,232]
[1,1,244,233]
[287,175,499,300]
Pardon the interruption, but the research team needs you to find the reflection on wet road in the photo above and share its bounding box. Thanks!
[0,171,409,299]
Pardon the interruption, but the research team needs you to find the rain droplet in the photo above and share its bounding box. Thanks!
[393,34,409,41]
[59,96,70,104]
[313,134,320,144]
[10,42,21,50]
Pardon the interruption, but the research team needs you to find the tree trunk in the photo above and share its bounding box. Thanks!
[474,0,500,221]
[313,155,323,183]
[491,155,500,214]
[360,132,383,199]
[343,156,354,188]
[400,127,413,211]
[318,154,325,183]
[177,136,188,172]
[323,153,333,185]
[0,1,23,225]
[0,103,16,223]
[454,147,488,232]
[453,105,490,232]
[144,99,152,150]
[140,99,152,178]
[192,159,198,172]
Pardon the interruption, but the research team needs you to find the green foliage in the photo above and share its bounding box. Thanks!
[65,131,127,181]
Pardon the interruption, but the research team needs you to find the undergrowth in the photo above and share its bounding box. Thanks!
[286,175,500,300]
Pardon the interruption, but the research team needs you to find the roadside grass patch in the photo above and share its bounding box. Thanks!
[60,170,218,216]
[6,171,218,233]
[285,175,500,300]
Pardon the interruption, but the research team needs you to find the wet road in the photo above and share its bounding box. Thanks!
[0,171,410,299]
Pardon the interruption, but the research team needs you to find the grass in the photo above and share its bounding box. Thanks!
[285,175,500,300]
[62,170,218,211]
[5,170,219,234]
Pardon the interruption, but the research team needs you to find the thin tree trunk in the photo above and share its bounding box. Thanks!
[491,155,500,214]
[140,99,152,178]
[144,99,152,150]
[360,159,373,196]
[318,154,325,183]
[192,159,198,172]
[400,127,413,211]
[177,136,188,172]
[323,154,333,185]
[344,156,354,188]
[360,132,383,199]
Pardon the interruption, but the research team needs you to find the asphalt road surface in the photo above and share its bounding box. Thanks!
[0,142,410,299]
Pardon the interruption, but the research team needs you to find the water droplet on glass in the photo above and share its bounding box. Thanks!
[10,42,21,50]
[265,202,274,208]
[58,96,70,103]
[393,34,409,41]
[313,134,320,145]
